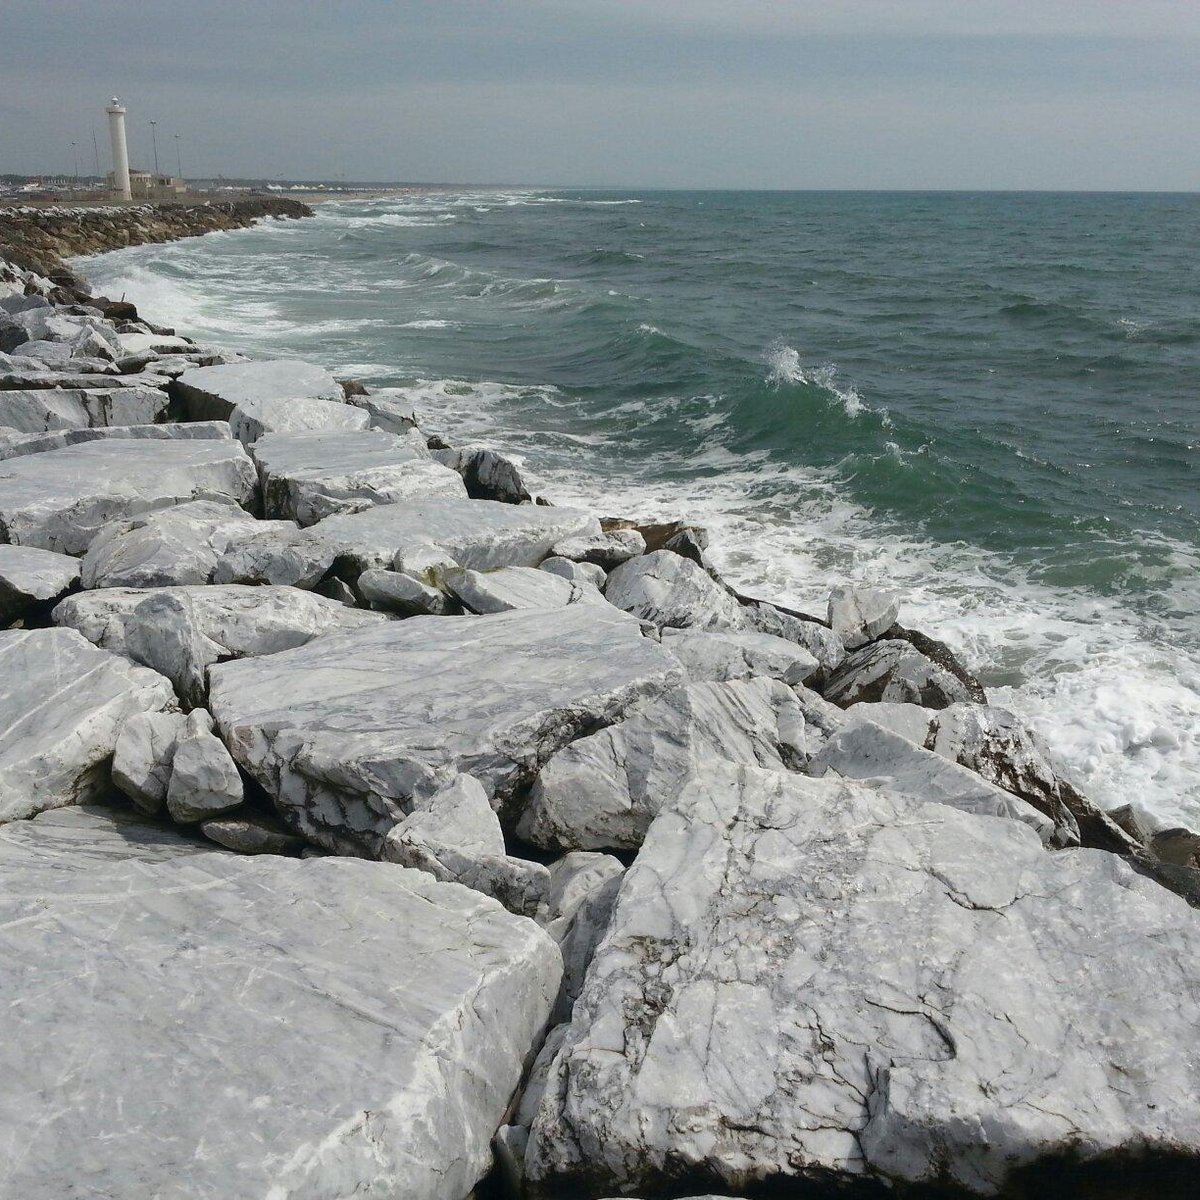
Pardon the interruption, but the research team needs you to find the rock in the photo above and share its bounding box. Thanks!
[0,438,258,555]
[0,804,562,1200]
[661,527,709,566]
[607,517,709,557]
[115,331,193,356]
[660,626,820,686]
[809,719,1058,844]
[80,498,263,588]
[165,709,245,823]
[392,539,460,586]
[382,775,550,916]
[889,622,988,704]
[828,583,899,649]
[539,852,625,1023]
[517,678,807,852]
[208,607,683,857]
[824,638,977,709]
[174,359,368,445]
[434,444,531,503]
[210,521,334,589]
[346,387,418,433]
[305,497,600,578]
[0,419,230,464]
[0,385,168,434]
[111,710,188,815]
[446,565,608,614]
[198,810,306,855]
[0,543,79,625]
[738,601,845,676]
[1111,803,1200,868]
[252,428,465,526]
[539,555,607,589]
[55,584,385,708]
[358,567,459,615]
[525,762,1200,1199]
[0,627,176,824]
[549,529,646,569]
[604,549,744,630]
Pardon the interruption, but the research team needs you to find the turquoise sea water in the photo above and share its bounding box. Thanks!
[81,190,1200,824]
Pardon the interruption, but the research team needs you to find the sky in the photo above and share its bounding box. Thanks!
[1,0,1198,190]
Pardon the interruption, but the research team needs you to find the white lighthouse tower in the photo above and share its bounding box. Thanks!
[106,97,131,201]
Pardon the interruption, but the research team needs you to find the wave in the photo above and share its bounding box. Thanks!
[765,343,867,418]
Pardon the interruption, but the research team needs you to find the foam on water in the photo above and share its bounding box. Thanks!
[766,343,868,418]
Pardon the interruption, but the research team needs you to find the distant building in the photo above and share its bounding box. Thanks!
[105,168,187,200]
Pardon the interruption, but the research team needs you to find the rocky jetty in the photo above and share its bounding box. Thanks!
[1,211,1198,1200]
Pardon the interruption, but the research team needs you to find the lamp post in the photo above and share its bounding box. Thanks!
[71,142,78,191]
[174,134,182,180]
[150,120,160,176]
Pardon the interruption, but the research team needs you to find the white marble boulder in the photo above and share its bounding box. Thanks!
[0,627,176,824]
[517,678,807,851]
[525,763,1200,1198]
[739,600,846,676]
[828,583,899,649]
[305,496,601,577]
[0,805,562,1200]
[357,567,459,616]
[54,584,384,708]
[174,359,367,444]
[165,709,245,823]
[0,543,79,624]
[446,565,608,614]
[111,710,189,815]
[539,556,607,589]
[549,529,646,569]
[824,637,977,709]
[208,607,682,857]
[0,419,229,463]
[0,438,258,555]
[661,626,820,686]
[252,428,465,526]
[346,387,418,433]
[0,385,168,434]
[809,718,1058,844]
[603,549,744,630]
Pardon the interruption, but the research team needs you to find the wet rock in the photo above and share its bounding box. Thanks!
[0,804,561,1200]
[828,583,899,649]
[208,607,682,857]
[305,496,600,577]
[165,709,244,823]
[550,529,646,569]
[446,565,608,614]
[434,444,531,503]
[604,549,744,630]
[198,810,306,855]
[809,719,1058,844]
[824,638,977,709]
[661,626,820,686]
[252,428,465,525]
[55,584,385,708]
[525,762,1200,1199]
[0,543,79,625]
[0,438,258,555]
[111,710,188,815]
[0,627,176,823]
[517,678,807,851]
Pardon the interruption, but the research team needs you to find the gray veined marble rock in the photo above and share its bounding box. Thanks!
[0,419,230,464]
[603,549,744,630]
[539,555,608,590]
[0,627,176,824]
[175,359,367,445]
[346,386,418,433]
[165,709,245,823]
[0,804,562,1200]
[517,677,808,852]
[111,709,189,815]
[304,496,600,578]
[824,637,977,709]
[0,543,79,625]
[809,718,1058,844]
[525,762,1200,1199]
[198,810,306,855]
[0,385,168,434]
[550,529,646,569]
[357,567,459,616]
[739,601,846,677]
[0,438,258,555]
[433,444,531,503]
[54,584,385,708]
[210,520,335,589]
[661,626,820,686]
[251,428,465,525]
[381,774,550,916]
[828,583,899,649]
[208,606,683,857]
[446,564,609,614]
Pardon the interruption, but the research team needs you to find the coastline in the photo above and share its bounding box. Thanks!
[2,204,1199,1198]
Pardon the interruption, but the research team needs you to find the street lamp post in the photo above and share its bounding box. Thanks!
[150,120,160,176]
[71,142,78,191]
[174,134,182,180]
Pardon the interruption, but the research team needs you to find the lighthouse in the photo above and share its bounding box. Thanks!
[106,97,131,200]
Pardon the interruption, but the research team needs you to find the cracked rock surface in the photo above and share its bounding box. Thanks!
[0,805,562,1200]
[525,762,1200,1198]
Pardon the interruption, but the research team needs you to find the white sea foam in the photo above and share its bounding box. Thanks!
[765,343,867,417]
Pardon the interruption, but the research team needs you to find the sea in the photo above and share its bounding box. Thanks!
[80,189,1200,829]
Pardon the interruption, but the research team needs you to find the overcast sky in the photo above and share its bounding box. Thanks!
[2,0,1198,189]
